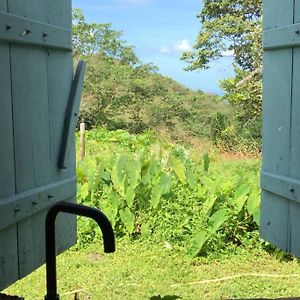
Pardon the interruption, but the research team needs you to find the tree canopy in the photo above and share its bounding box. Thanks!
[182,0,262,71]
[73,9,226,140]
[182,0,263,151]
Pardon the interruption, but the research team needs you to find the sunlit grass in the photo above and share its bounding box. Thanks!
[5,239,300,300]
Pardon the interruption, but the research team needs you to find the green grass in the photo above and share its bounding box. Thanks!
[5,239,300,300]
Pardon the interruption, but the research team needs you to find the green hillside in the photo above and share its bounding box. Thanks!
[73,9,229,142]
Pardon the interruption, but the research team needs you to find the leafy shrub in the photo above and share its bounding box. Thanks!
[76,128,260,256]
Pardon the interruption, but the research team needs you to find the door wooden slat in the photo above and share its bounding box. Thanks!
[263,0,294,30]
[261,0,300,256]
[44,0,76,253]
[0,2,19,290]
[0,0,81,289]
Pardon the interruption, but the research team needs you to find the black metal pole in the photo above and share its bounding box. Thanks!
[44,201,115,300]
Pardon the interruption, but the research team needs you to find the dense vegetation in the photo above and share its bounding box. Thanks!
[73,9,229,142]
[77,129,261,257]
[182,0,262,151]
[5,131,293,299]
[74,3,263,151]
[72,6,264,258]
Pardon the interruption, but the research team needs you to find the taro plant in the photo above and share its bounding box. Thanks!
[76,128,261,256]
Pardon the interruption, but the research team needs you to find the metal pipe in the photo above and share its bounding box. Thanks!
[44,201,115,300]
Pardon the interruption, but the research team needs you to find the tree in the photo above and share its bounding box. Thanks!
[182,0,262,71]
[182,0,263,150]
[72,8,139,65]
[73,9,227,139]
[72,9,154,130]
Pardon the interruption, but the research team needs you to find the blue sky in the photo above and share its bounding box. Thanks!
[72,0,234,94]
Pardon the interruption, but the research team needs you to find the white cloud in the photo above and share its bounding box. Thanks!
[221,49,234,57]
[160,39,192,56]
[159,46,172,54]
[174,39,192,52]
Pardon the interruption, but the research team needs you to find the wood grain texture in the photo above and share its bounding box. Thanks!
[286,46,300,255]
[18,199,76,279]
[44,0,77,255]
[0,45,15,198]
[261,0,294,254]
[0,177,76,231]
[290,49,300,180]
[7,0,45,21]
[10,44,50,192]
[0,1,19,291]
[263,0,294,30]
[0,0,77,285]
[294,0,300,23]
[0,225,19,291]
[262,49,293,176]
[264,24,300,50]
[0,0,6,12]
[0,12,72,50]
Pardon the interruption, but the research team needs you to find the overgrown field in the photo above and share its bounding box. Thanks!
[76,128,261,257]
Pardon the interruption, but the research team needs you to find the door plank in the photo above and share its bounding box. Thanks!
[294,0,300,23]
[0,225,19,290]
[44,0,77,249]
[0,1,18,290]
[261,48,293,250]
[7,0,45,21]
[10,0,77,278]
[263,0,294,30]
[10,45,50,192]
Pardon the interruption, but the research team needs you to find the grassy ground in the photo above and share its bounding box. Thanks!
[4,239,300,300]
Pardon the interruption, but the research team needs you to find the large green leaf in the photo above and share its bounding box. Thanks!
[150,173,171,209]
[252,209,260,226]
[103,190,120,227]
[78,157,97,190]
[150,158,159,176]
[78,182,89,200]
[202,195,218,217]
[234,183,251,199]
[189,230,210,257]
[169,154,186,183]
[125,187,135,208]
[202,176,217,195]
[111,154,127,197]
[119,207,135,233]
[208,208,229,233]
[126,157,141,189]
[150,184,162,209]
[247,190,260,215]
[93,163,104,188]
[159,173,172,195]
[186,162,197,190]
[232,184,251,213]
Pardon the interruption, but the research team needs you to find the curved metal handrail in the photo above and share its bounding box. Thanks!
[44,201,115,300]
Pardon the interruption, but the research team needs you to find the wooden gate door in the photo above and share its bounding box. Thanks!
[0,0,83,290]
[261,0,300,256]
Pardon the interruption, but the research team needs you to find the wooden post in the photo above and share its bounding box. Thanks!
[79,121,85,160]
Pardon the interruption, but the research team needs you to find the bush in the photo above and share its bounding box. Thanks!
[76,128,261,256]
